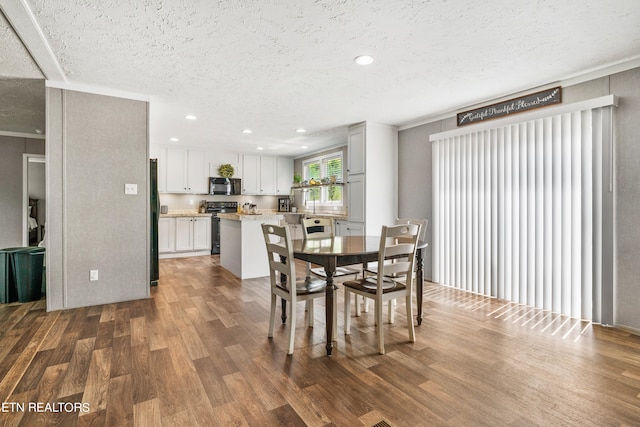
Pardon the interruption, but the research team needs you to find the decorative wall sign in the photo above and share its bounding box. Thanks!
[457,86,562,126]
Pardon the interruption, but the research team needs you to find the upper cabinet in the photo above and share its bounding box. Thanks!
[347,124,366,175]
[241,154,260,194]
[241,154,293,195]
[166,147,208,194]
[259,155,277,194]
[151,144,292,196]
[276,156,293,195]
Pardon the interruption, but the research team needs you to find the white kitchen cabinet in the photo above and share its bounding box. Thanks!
[346,173,365,223]
[187,150,209,193]
[276,156,293,195]
[158,217,175,253]
[347,124,366,175]
[335,220,364,236]
[175,217,194,251]
[241,154,260,194]
[259,155,277,194]
[281,222,303,240]
[346,122,397,235]
[193,217,212,250]
[175,216,211,252]
[166,147,208,193]
[160,216,211,258]
[150,145,167,193]
[242,154,291,195]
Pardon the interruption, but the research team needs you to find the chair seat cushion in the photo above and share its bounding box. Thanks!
[311,266,360,278]
[276,277,326,295]
[342,277,405,294]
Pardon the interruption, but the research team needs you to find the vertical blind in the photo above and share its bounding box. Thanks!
[431,97,616,322]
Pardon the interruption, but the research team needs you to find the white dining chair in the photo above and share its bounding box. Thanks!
[362,217,428,322]
[261,223,335,355]
[343,223,421,354]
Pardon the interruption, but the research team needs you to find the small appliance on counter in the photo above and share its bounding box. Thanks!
[278,197,291,212]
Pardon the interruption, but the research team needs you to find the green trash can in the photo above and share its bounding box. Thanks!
[13,247,46,303]
[0,247,24,304]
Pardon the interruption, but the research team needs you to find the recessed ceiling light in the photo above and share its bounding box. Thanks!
[296,128,307,133]
[354,55,374,65]
[242,129,252,134]
[257,146,264,150]
[185,115,197,120]
[301,146,308,149]
[169,137,179,142]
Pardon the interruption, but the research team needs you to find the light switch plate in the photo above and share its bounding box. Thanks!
[125,184,137,195]
[90,270,99,281]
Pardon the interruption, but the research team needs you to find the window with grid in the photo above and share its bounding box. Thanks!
[302,152,343,205]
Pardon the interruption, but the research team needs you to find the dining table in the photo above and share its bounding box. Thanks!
[289,235,428,356]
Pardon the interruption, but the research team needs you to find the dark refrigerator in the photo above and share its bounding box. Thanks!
[150,158,159,286]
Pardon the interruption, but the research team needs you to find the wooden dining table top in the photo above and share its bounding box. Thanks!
[291,235,427,255]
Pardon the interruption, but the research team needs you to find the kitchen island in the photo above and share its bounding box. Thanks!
[217,212,284,279]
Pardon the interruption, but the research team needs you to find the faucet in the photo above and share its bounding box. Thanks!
[303,188,317,214]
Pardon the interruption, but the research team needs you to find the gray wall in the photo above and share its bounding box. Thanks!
[397,67,640,331]
[398,122,439,280]
[611,68,640,330]
[0,136,44,247]
[46,88,149,310]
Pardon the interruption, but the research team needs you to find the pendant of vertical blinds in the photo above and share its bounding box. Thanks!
[431,96,616,321]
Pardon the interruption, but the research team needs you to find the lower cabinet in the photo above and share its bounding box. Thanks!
[335,220,365,236]
[281,222,303,240]
[158,217,176,253]
[192,217,211,250]
[160,216,211,258]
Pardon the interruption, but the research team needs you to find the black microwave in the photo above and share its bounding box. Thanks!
[209,177,242,195]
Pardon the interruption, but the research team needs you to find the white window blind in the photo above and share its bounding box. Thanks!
[431,96,616,322]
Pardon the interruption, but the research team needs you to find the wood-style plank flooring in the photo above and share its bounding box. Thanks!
[1,255,640,426]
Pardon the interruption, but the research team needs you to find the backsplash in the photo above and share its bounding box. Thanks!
[159,193,280,211]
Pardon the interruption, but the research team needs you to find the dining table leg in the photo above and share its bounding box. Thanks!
[416,247,424,326]
[325,257,337,356]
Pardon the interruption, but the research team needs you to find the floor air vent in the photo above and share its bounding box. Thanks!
[370,419,394,427]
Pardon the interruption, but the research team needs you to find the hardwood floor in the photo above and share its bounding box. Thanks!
[1,255,640,426]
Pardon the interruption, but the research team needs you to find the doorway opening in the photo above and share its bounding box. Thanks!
[23,154,46,247]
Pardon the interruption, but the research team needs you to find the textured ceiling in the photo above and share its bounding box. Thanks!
[0,9,44,136]
[0,9,42,79]
[3,1,640,153]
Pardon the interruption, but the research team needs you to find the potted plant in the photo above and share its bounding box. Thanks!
[293,172,302,187]
[218,164,235,178]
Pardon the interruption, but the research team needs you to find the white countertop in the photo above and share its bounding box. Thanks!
[160,210,211,218]
[218,212,284,221]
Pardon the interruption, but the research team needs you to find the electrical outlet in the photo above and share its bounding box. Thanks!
[189,199,194,205]
[90,270,99,281]
[124,184,137,195]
